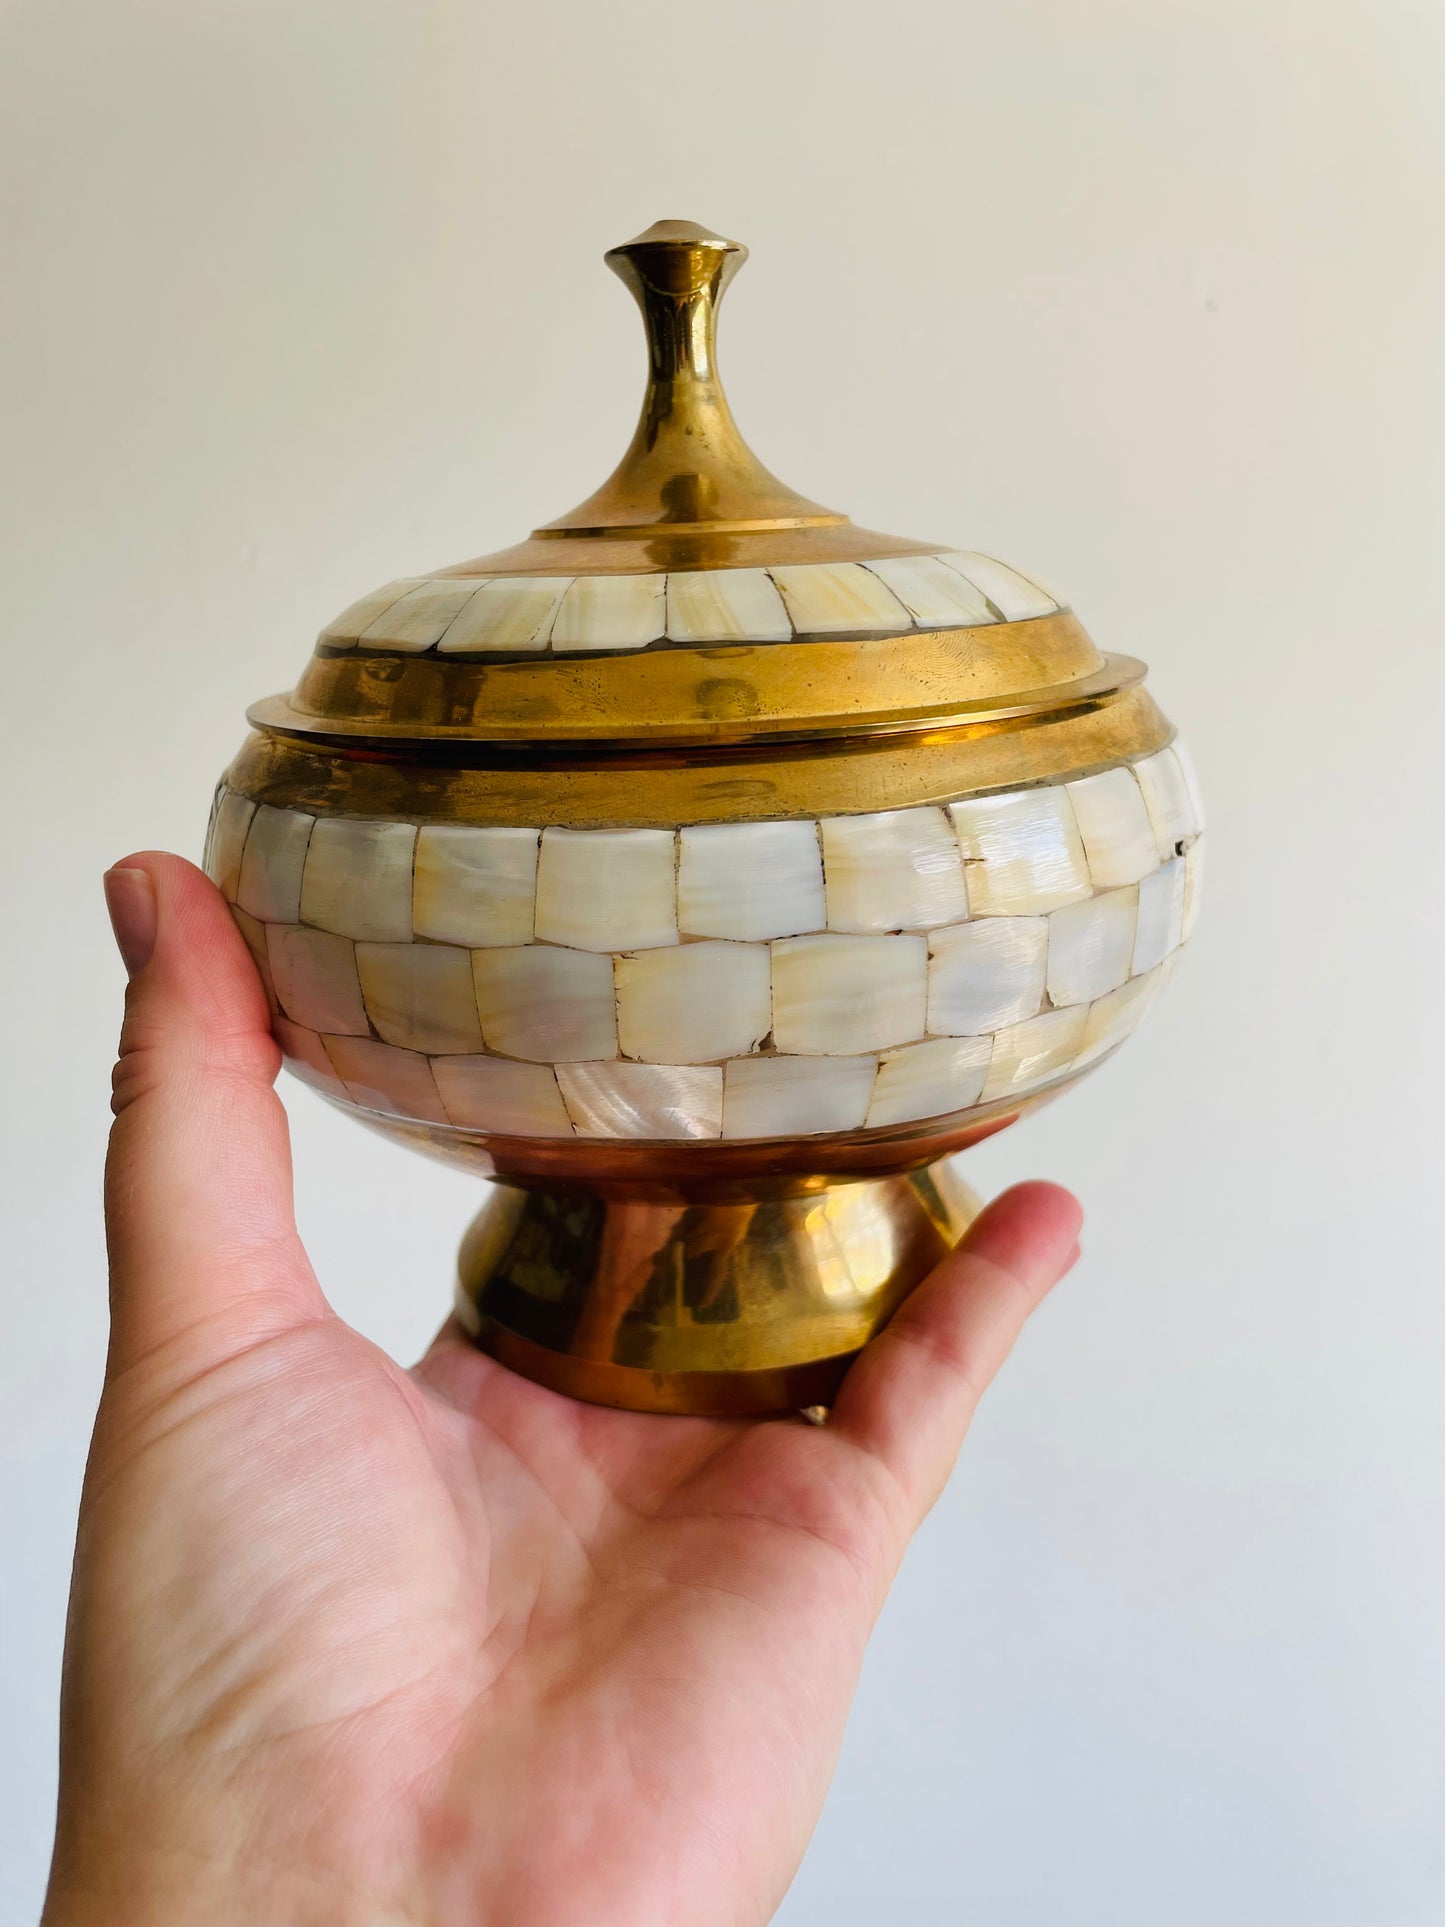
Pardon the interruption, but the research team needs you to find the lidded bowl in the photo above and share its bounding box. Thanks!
[205,221,1203,1413]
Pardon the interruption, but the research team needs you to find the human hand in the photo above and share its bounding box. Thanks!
[44,853,1081,1927]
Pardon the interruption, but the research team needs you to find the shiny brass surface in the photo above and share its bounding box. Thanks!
[230,685,1170,828]
[439,220,932,578]
[287,613,1115,746]
[453,1156,983,1415]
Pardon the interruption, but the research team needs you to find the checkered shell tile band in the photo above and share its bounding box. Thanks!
[205,742,1202,1142]
[314,553,1060,661]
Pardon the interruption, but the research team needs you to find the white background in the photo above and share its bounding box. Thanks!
[2,2,1443,1921]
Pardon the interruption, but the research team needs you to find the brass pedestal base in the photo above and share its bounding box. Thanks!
[454,1157,982,1415]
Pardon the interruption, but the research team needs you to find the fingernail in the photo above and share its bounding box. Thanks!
[104,867,157,977]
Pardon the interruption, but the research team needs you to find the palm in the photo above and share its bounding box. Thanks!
[71,1297,895,1924]
[49,854,1079,1927]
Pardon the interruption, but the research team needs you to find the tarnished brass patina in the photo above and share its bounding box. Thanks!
[215,219,1195,1414]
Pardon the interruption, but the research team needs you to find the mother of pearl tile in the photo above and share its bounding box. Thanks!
[616,941,771,1065]
[356,942,485,1054]
[413,825,539,947]
[859,555,997,628]
[981,1005,1088,1104]
[359,579,484,653]
[323,1036,448,1124]
[1073,968,1160,1071]
[471,945,617,1062]
[431,1056,573,1137]
[205,789,255,901]
[948,787,1092,916]
[821,807,968,933]
[938,552,1057,621]
[1046,886,1139,1007]
[1132,746,1199,860]
[866,1035,992,1128]
[1131,858,1186,976]
[665,568,792,642]
[236,805,314,924]
[722,1054,877,1140]
[300,819,416,943]
[677,820,825,941]
[557,1062,722,1140]
[274,1017,350,1099]
[927,916,1048,1034]
[1066,767,1159,889]
[771,932,927,1055]
[550,573,666,652]
[769,563,911,636]
[317,578,422,650]
[534,827,676,951]
[267,925,370,1035]
[435,577,569,654]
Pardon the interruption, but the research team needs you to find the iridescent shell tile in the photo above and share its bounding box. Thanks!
[722,1054,877,1140]
[435,578,568,655]
[937,552,1056,620]
[820,807,968,933]
[1132,745,1199,860]
[949,787,1092,916]
[771,932,928,1056]
[557,1062,723,1139]
[206,789,255,901]
[236,805,313,925]
[981,1006,1088,1104]
[1132,858,1186,976]
[274,1017,349,1099]
[300,820,417,944]
[356,942,485,1054]
[432,1057,573,1137]
[1046,886,1139,1008]
[926,917,1048,1035]
[317,578,422,649]
[860,555,997,628]
[866,1035,992,1128]
[535,827,677,952]
[769,562,910,636]
[412,826,539,948]
[471,945,617,1063]
[360,579,483,653]
[267,925,369,1036]
[323,1036,448,1124]
[550,573,666,653]
[615,941,772,1065]
[1066,767,1159,889]
[677,820,825,941]
[665,568,791,643]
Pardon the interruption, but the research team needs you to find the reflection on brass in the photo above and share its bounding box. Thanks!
[228,688,1171,831]
[277,615,1120,746]
[453,1160,983,1415]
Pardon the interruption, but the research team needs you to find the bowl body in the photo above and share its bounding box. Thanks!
[206,722,1202,1176]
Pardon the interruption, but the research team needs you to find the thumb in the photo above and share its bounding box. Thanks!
[102,852,326,1378]
[830,1181,1082,1524]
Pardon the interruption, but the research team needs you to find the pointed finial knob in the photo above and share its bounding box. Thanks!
[534,220,842,540]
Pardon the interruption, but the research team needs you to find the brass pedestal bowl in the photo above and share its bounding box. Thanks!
[206,220,1202,1413]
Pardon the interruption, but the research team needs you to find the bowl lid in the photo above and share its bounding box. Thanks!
[251,221,1143,751]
